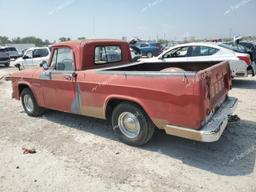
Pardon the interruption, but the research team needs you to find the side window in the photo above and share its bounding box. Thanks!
[50,48,74,71]
[191,46,219,57]
[140,44,149,48]
[94,46,122,65]
[33,49,49,58]
[163,47,189,58]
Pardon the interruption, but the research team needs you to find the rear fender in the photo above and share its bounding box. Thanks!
[104,95,149,119]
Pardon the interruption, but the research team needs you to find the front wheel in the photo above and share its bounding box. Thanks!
[21,88,45,117]
[111,102,155,146]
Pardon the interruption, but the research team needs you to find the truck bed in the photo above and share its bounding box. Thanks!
[102,61,221,73]
[96,60,232,130]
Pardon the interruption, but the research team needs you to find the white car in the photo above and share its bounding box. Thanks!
[13,47,50,70]
[144,42,255,77]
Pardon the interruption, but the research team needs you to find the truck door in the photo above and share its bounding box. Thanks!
[42,47,77,112]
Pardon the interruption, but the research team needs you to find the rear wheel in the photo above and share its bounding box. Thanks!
[111,102,155,146]
[5,63,10,67]
[21,88,45,117]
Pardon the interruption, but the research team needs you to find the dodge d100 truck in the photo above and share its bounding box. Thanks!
[10,39,238,146]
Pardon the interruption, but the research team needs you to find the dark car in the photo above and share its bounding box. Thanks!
[219,42,255,61]
[219,42,256,75]
[4,47,20,60]
[0,48,10,67]
[135,42,163,58]
[238,42,256,62]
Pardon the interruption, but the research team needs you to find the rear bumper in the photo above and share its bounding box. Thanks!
[164,97,238,142]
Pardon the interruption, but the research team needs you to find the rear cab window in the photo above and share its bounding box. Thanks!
[94,46,122,65]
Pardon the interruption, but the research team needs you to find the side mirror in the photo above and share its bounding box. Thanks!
[23,55,29,59]
[159,55,165,60]
[14,63,21,71]
[40,61,49,70]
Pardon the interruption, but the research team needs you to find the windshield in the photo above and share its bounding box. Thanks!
[6,47,17,52]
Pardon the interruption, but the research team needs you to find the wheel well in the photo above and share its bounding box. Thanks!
[105,99,147,120]
[18,84,30,97]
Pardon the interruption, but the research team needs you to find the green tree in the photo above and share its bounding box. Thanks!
[0,36,11,45]
[78,37,86,40]
[12,36,45,46]
[59,37,71,42]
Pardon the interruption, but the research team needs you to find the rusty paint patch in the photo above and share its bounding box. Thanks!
[39,71,52,80]
[152,119,169,129]
[80,106,105,119]
[71,83,81,114]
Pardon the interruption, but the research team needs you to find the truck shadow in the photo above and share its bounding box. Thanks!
[144,120,256,177]
[43,110,256,177]
[232,78,256,89]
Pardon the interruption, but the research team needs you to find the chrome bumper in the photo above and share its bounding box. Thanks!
[164,97,238,142]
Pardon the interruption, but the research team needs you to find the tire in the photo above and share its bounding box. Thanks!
[147,52,153,58]
[111,102,155,146]
[21,88,45,117]
[5,63,10,67]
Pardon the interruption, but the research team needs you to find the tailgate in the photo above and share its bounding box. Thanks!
[198,61,232,116]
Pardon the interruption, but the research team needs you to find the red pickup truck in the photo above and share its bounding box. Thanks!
[10,39,238,146]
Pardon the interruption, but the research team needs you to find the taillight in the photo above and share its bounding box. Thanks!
[238,56,251,65]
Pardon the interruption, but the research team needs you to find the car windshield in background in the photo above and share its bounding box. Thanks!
[6,47,17,52]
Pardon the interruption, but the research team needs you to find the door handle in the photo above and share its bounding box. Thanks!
[64,72,77,80]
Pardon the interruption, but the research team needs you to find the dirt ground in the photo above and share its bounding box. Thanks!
[0,66,255,192]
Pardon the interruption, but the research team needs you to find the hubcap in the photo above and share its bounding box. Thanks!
[23,94,34,113]
[118,112,141,139]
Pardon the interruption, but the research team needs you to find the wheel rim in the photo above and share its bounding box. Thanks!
[147,52,153,58]
[23,94,34,113]
[118,112,141,139]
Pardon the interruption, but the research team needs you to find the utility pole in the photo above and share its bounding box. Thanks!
[92,16,95,38]
[229,28,233,39]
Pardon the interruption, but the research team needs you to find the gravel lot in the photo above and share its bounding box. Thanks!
[0,66,255,192]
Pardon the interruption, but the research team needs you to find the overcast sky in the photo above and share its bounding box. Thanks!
[0,0,255,41]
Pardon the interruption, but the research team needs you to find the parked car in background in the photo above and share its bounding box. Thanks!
[134,42,163,58]
[238,42,256,62]
[10,39,237,146]
[4,47,20,60]
[13,47,50,70]
[219,42,256,75]
[130,45,142,62]
[145,42,255,77]
[0,48,10,67]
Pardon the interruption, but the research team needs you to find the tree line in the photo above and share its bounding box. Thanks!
[1,35,256,47]
[0,36,87,46]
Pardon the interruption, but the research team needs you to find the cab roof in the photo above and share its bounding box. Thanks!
[53,39,128,48]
